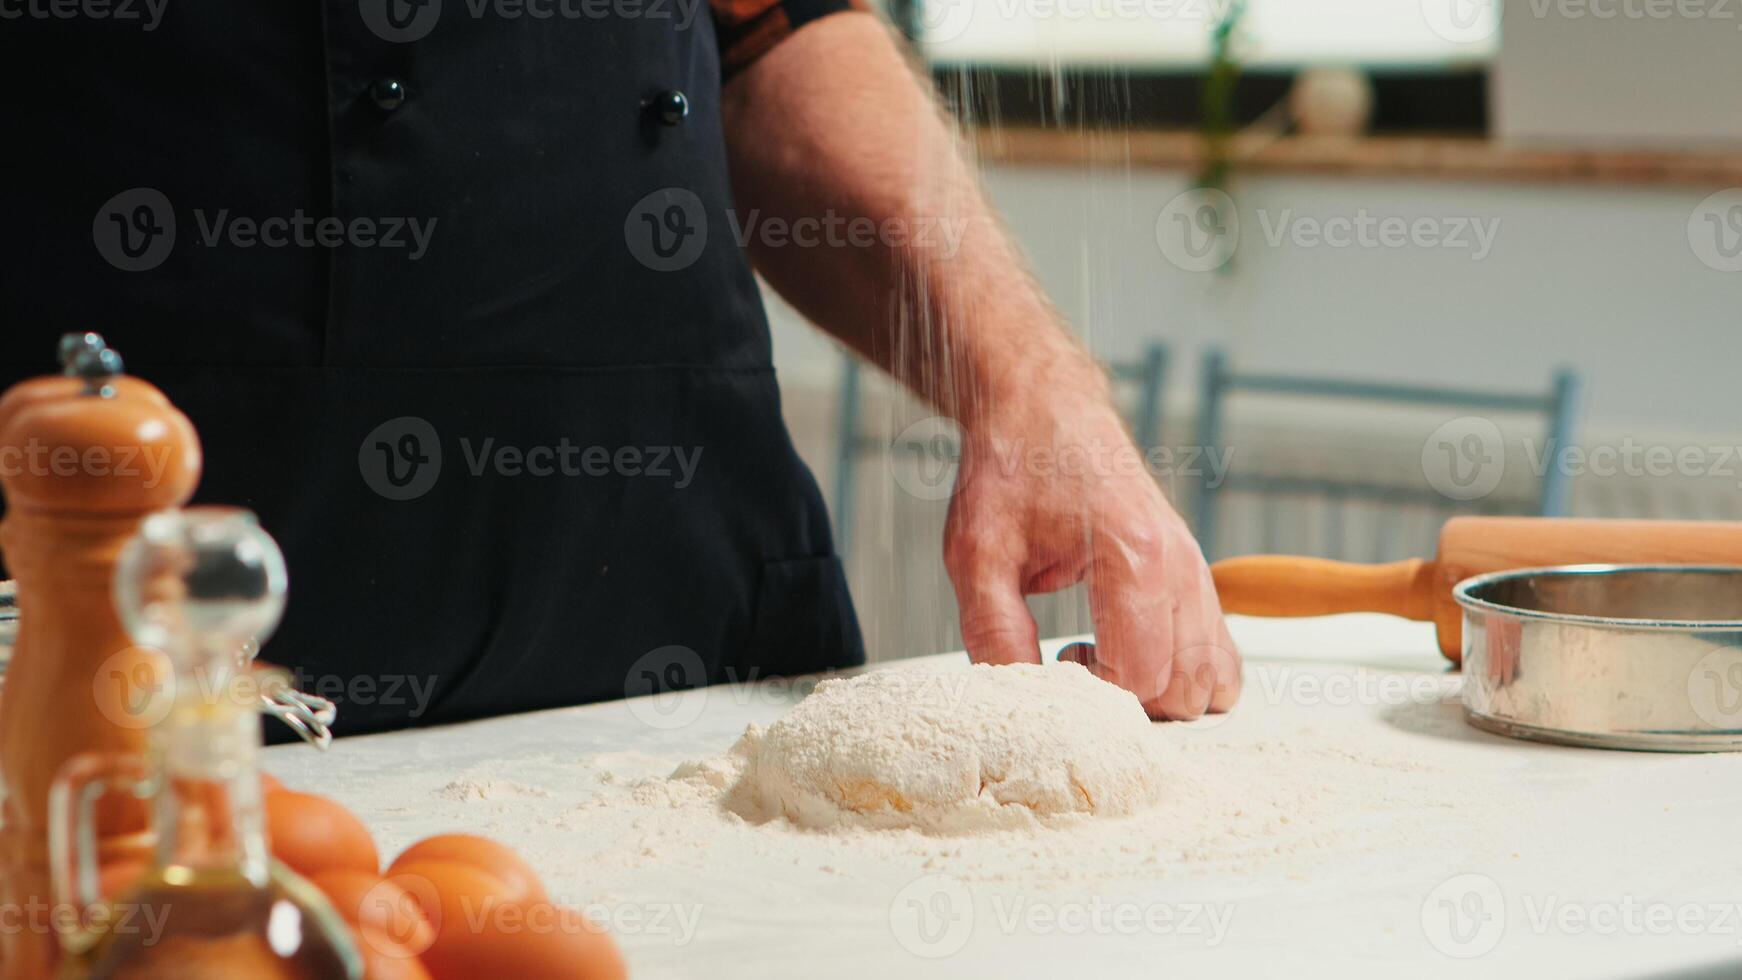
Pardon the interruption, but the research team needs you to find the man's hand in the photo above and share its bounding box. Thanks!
[944,386,1240,720]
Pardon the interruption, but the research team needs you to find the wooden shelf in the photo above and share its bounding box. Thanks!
[969,127,1742,188]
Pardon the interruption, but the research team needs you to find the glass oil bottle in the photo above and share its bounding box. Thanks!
[50,508,363,980]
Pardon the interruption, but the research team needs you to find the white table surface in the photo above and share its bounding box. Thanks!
[265,615,1742,980]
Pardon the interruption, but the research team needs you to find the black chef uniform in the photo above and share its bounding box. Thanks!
[0,0,866,737]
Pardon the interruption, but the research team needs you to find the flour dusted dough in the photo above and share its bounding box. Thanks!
[724,661,1172,833]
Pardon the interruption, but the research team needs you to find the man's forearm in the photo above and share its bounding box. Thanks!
[723,13,1240,716]
[720,11,1107,430]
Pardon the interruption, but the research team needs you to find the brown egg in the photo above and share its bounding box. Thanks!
[393,862,624,980]
[389,834,545,904]
[261,772,286,795]
[356,934,435,980]
[309,869,437,958]
[266,790,381,878]
[439,906,626,980]
[383,859,505,946]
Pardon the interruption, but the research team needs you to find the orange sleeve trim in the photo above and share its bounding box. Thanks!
[715,0,870,78]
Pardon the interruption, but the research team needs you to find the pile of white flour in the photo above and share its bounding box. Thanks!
[547,662,1485,891]
[722,662,1172,833]
[346,658,1495,913]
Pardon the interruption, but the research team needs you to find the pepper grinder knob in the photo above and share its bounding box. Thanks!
[57,331,107,370]
[59,333,124,398]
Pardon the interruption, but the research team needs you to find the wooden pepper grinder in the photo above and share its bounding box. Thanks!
[0,334,201,980]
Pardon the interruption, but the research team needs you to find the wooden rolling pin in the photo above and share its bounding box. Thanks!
[1210,517,1742,664]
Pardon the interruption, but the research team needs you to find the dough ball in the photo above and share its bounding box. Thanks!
[728,661,1171,833]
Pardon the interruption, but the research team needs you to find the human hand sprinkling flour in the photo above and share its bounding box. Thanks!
[943,389,1242,721]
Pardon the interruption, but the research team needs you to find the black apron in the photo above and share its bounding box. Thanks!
[0,0,864,737]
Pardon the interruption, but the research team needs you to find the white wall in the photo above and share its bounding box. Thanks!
[1496,0,1742,148]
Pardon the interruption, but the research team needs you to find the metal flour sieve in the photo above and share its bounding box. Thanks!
[1455,565,1742,752]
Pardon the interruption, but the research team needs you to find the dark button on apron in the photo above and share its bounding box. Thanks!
[651,89,690,126]
[370,78,407,112]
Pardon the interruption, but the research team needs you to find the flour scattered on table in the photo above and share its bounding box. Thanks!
[437,777,554,802]
[559,662,1491,888]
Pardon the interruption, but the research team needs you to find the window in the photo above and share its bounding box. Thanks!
[909,0,1495,132]
[916,0,1499,69]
